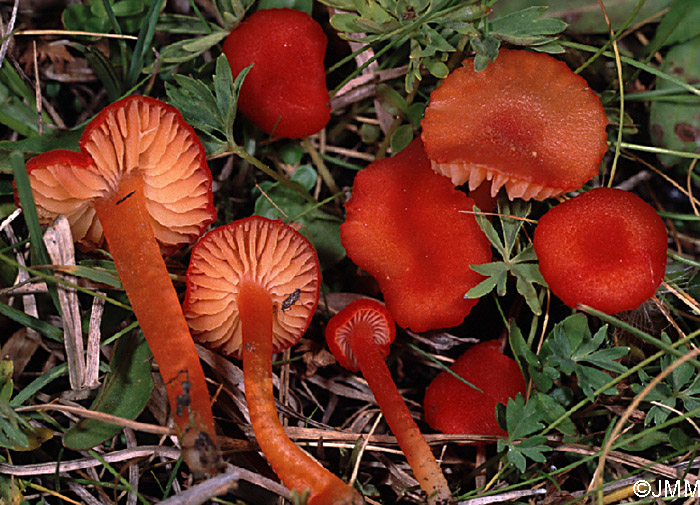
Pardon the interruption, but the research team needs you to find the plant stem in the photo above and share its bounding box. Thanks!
[239,281,362,505]
[94,181,217,454]
[349,323,453,505]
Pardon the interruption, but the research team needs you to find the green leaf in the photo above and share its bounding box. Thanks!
[330,13,364,33]
[316,0,355,10]
[649,36,700,166]
[254,180,346,266]
[532,392,576,436]
[64,330,154,450]
[257,0,312,12]
[649,0,700,48]
[504,393,545,439]
[155,31,228,66]
[0,130,82,173]
[157,14,220,34]
[489,6,566,46]
[390,124,414,153]
[376,84,407,115]
[83,45,124,102]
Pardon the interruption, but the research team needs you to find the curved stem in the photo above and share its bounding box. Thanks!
[239,281,362,505]
[349,325,453,505]
[95,183,217,452]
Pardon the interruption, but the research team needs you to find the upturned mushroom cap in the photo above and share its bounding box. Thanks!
[325,298,396,372]
[23,95,215,254]
[421,49,609,201]
[533,187,668,314]
[341,138,492,332]
[423,340,526,442]
[184,216,321,358]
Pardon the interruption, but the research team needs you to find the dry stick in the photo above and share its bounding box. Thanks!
[43,216,85,391]
[0,0,18,67]
[84,295,105,389]
[349,412,383,486]
[0,446,181,475]
[589,347,700,501]
[16,404,173,435]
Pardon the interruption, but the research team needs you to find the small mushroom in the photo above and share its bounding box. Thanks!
[423,340,526,442]
[325,299,453,505]
[222,8,331,138]
[341,138,492,332]
[421,49,609,200]
[183,216,362,505]
[20,95,218,461]
[533,187,668,314]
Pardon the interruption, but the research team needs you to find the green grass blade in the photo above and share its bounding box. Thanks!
[126,0,161,88]
[0,300,63,342]
[10,151,62,313]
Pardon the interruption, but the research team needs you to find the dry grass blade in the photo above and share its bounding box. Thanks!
[43,215,84,391]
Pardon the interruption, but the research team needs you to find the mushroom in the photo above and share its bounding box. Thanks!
[423,340,526,442]
[183,216,363,505]
[222,8,331,138]
[20,96,218,465]
[533,187,668,314]
[325,298,453,505]
[340,138,492,332]
[421,49,609,201]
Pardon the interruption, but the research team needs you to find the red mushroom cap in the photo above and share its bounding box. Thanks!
[533,187,668,314]
[222,8,330,138]
[23,95,216,255]
[341,138,492,332]
[184,216,321,358]
[325,298,396,372]
[423,340,526,442]
[421,49,609,200]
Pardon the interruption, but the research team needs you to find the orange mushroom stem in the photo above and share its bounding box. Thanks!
[20,96,219,472]
[184,217,363,505]
[325,299,453,505]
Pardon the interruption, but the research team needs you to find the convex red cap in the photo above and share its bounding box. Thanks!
[341,138,492,332]
[533,187,668,314]
[424,340,526,442]
[222,8,330,138]
[421,49,609,201]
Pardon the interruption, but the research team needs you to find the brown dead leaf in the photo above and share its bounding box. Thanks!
[20,40,74,75]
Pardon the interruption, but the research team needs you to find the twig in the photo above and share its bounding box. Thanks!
[158,464,291,505]
[457,488,546,505]
[0,445,180,475]
[84,294,105,389]
[0,0,19,67]
[43,216,85,391]
[15,404,174,435]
